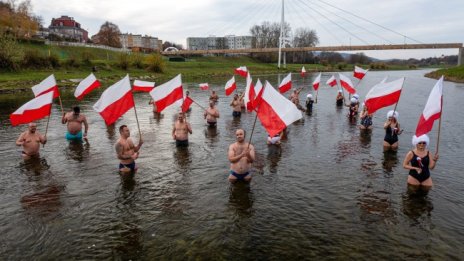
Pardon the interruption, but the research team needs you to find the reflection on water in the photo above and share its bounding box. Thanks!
[358,187,396,225]
[383,150,399,175]
[402,186,433,226]
[204,125,219,142]
[174,146,191,171]
[106,124,116,141]
[359,130,372,147]
[228,183,253,218]
[267,145,282,173]
[65,140,90,162]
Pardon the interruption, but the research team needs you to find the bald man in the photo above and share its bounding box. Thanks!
[16,123,47,159]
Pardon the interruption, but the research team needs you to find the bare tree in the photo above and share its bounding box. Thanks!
[93,21,122,48]
[250,21,291,48]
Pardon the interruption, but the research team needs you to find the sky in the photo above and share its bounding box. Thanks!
[29,0,464,60]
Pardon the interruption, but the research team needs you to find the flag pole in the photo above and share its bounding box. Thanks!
[435,96,443,155]
[43,115,51,148]
[58,95,64,115]
[191,99,207,111]
[247,84,266,149]
[315,90,319,104]
[392,78,405,117]
[132,97,142,139]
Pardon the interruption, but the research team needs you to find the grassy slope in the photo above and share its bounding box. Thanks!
[425,65,464,83]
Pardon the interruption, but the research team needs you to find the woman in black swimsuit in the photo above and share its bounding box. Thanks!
[402,134,439,187]
[383,110,402,151]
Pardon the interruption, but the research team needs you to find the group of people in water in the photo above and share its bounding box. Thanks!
[15,87,438,188]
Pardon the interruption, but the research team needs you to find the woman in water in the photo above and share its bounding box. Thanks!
[402,134,439,187]
[359,104,373,131]
[383,110,402,151]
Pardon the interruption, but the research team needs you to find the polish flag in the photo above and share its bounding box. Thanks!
[326,75,337,87]
[93,75,134,126]
[415,76,444,137]
[338,73,356,94]
[10,91,53,126]
[312,73,321,91]
[364,77,404,114]
[301,66,306,77]
[149,74,183,112]
[199,83,209,90]
[256,81,302,137]
[133,80,155,92]
[32,74,59,98]
[74,73,101,100]
[254,79,264,108]
[234,66,248,77]
[224,76,236,96]
[278,73,292,94]
[181,96,193,113]
[354,66,368,80]
[243,73,255,112]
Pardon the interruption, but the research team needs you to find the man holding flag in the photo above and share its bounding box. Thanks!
[115,124,143,173]
[228,129,255,183]
[62,106,89,142]
[16,123,47,159]
[172,112,192,147]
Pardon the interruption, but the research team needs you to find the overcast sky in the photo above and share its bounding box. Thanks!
[29,0,463,59]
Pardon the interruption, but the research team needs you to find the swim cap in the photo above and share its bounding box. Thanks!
[387,110,399,119]
[353,94,359,100]
[350,97,357,103]
[412,134,430,148]
[307,94,313,98]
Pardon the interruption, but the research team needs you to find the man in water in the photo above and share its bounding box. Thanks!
[209,90,219,103]
[228,129,255,182]
[16,122,47,159]
[115,125,143,173]
[172,112,192,147]
[230,94,242,117]
[204,101,220,127]
[62,106,89,142]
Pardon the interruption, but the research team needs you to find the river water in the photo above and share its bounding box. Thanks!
[0,69,462,260]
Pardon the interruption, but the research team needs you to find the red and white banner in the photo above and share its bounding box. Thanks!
[181,96,193,113]
[353,66,368,80]
[149,74,183,112]
[415,76,443,136]
[279,73,292,93]
[199,83,209,90]
[301,66,306,77]
[133,80,155,92]
[339,73,356,94]
[254,79,264,106]
[10,91,53,126]
[243,73,255,112]
[32,74,59,98]
[234,66,248,77]
[326,75,337,87]
[256,81,302,137]
[224,76,236,96]
[93,75,134,126]
[312,73,321,91]
[74,73,101,100]
[364,77,404,114]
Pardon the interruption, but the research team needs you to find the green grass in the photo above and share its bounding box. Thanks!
[425,65,464,83]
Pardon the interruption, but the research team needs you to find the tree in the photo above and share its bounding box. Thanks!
[0,0,39,38]
[93,21,122,48]
[291,27,319,63]
[250,21,291,48]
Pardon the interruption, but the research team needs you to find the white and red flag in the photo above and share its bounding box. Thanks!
[338,73,356,94]
[301,66,306,77]
[181,96,193,113]
[10,91,53,126]
[279,73,292,94]
[326,75,337,87]
[353,66,368,80]
[364,77,404,114]
[32,74,59,98]
[312,73,321,91]
[224,76,236,96]
[149,74,183,112]
[74,73,101,100]
[256,81,302,137]
[133,80,155,92]
[415,76,444,137]
[93,75,134,126]
[234,66,248,77]
[243,73,255,112]
[199,83,209,90]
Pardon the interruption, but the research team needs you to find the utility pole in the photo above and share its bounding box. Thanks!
[278,0,284,69]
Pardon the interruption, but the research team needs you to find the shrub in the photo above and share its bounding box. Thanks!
[65,54,81,68]
[145,53,165,73]
[81,51,94,65]
[131,52,145,69]
[0,33,24,71]
[337,62,347,70]
[117,52,130,70]
[22,50,49,69]
[48,54,60,68]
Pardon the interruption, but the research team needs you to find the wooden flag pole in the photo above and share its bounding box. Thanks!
[42,115,51,148]
[247,83,266,149]
[132,97,142,139]
[58,95,64,115]
[435,96,443,155]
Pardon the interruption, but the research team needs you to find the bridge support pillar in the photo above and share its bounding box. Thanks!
[458,47,463,66]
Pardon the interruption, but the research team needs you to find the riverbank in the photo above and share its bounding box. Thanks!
[424,65,464,83]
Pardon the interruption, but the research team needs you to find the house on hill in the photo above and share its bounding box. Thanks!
[48,15,88,42]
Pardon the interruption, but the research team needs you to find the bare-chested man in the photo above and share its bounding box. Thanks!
[228,129,255,183]
[62,106,88,141]
[148,99,159,114]
[172,112,192,147]
[230,94,242,118]
[16,123,47,159]
[204,101,220,127]
[115,125,143,173]
[209,90,219,103]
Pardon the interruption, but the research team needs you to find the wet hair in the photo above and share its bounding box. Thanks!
[119,124,127,133]
[73,106,80,114]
